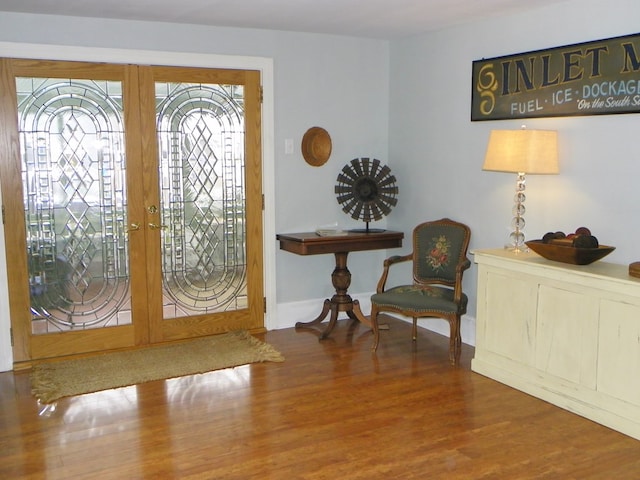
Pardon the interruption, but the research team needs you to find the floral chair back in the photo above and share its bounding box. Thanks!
[413,219,470,286]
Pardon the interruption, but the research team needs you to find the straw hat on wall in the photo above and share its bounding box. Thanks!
[301,126,332,166]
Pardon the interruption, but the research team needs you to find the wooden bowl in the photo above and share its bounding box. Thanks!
[525,240,615,265]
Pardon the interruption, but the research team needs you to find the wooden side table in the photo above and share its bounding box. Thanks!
[276,230,404,339]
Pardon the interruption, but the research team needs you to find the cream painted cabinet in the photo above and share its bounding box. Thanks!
[472,249,640,440]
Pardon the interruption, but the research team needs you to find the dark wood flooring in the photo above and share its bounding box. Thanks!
[1,315,639,479]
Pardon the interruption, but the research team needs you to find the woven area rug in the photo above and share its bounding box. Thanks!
[31,330,284,404]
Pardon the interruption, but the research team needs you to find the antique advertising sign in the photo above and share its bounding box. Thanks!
[471,33,640,121]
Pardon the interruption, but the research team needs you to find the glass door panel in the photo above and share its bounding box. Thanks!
[16,77,131,334]
[156,81,247,319]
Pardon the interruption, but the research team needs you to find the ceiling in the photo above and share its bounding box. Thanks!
[0,0,571,39]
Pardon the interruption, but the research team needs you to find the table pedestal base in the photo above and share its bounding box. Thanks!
[294,251,387,339]
[295,297,371,339]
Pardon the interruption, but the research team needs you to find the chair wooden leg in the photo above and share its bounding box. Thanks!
[412,318,418,341]
[448,315,462,365]
[370,305,380,351]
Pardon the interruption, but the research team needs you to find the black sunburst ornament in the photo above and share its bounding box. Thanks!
[335,157,398,232]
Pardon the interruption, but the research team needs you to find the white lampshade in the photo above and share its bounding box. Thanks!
[483,129,559,175]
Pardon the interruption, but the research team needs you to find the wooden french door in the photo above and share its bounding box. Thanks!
[0,58,263,366]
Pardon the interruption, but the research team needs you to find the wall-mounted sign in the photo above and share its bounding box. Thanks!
[471,32,640,121]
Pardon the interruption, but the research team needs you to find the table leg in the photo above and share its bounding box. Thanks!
[347,300,389,331]
[346,300,371,327]
[295,299,341,338]
[295,299,332,328]
[321,304,340,339]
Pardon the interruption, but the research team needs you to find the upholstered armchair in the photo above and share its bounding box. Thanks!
[370,218,471,364]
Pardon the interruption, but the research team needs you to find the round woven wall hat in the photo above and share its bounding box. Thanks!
[301,126,332,166]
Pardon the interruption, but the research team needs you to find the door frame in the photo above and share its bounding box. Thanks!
[0,41,276,371]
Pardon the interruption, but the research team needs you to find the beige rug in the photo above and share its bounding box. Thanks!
[31,330,284,404]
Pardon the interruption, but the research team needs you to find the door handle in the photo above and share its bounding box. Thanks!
[127,223,141,232]
[148,223,168,230]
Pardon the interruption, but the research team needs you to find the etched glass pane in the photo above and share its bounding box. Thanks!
[16,77,130,334]
[156,82,246,318]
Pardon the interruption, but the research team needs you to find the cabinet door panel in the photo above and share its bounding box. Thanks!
[535,285,598,387]
[598,299,640,406]
[484,271,537,365]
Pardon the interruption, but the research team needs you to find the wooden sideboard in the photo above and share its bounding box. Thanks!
[472,248,640,440]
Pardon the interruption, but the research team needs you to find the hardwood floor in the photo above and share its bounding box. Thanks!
[1,315,639,479]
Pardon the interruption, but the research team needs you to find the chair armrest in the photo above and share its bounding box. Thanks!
[453,257,472,302]
[376,253,412,293]
[458,258,471,273]
[384,253,412,267]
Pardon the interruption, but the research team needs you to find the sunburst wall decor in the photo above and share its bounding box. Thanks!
[335,157,398,232]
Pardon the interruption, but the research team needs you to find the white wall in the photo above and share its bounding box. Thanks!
[389,0,640,322]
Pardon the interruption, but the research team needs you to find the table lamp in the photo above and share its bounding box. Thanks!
[483,127,559,252]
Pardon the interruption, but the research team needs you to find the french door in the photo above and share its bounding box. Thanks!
[0,58,263,365]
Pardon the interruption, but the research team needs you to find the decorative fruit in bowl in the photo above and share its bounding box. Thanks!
[526,227,615,265]
[541,227,599,248]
